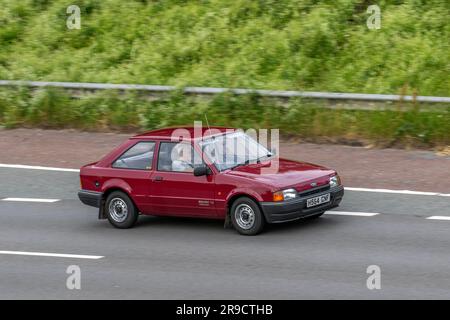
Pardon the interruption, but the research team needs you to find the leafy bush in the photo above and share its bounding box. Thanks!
[1,88,449,148]
[0,1,448,148]
[0,0,448,96]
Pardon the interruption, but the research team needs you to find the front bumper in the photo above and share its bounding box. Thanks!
[260,185,344,223]
[78,190,102,208]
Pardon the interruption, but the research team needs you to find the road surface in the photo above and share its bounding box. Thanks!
[0,167,449,299]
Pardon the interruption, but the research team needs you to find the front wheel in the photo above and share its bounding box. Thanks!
[230,197,265,235]
[105,191,138,229]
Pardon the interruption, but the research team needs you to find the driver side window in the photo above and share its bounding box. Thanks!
[157,142,202,173]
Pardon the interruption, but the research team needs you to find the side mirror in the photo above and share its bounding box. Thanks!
[193,166,211,177]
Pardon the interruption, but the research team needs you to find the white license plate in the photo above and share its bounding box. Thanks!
[306,193,330,208]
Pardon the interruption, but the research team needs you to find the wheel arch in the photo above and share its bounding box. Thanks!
[99,187,138,219]
[226,193,265,222]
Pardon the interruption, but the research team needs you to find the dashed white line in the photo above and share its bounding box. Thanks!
[0,163,79,172]
[325,211,380,217]
[1,198,60,203]
[426,216,450,221]
[345,187,450,197]
[2,163,450,197]
[1,162,450,199]
[0,250,104,260]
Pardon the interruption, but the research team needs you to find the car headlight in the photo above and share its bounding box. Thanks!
[273,188,297,202]
[330,175,341,188]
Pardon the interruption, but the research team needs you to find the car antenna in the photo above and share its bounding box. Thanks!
[204,113,216,141]
[204,113,211,134]
[203,113,215,165]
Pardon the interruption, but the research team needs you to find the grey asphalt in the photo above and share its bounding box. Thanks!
[0,168,449,299]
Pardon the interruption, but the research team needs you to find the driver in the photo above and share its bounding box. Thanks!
[171,143,194,172]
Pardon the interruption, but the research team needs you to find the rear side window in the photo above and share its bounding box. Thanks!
[112,141,155,170]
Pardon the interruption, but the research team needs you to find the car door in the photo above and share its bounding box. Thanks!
[102,140,156,213]
[149,141,216,217]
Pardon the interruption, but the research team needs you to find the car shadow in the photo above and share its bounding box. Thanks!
[265,215,341,234]
[137,215,223,229]
[134,214,342,235]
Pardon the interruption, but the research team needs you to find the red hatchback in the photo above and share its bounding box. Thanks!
[78,127,344,235]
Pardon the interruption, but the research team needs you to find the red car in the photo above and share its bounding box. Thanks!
[78,127,343,235]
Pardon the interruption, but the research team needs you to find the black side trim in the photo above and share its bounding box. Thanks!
[78,190,102,208]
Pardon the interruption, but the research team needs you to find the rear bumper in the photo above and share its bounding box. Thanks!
[78,190,102,208]
[260,186,344,223]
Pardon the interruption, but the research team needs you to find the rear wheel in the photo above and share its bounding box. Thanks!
[230,197,265,236]
[105,191,138,229]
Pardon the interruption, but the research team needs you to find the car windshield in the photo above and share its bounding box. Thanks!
[199,131,271,171]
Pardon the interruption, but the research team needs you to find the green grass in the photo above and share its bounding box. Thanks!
[1,87,449,148]
[1,1,449,148]
[0,0,449,96]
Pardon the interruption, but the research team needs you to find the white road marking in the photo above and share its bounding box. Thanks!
[345,187,450,197]
[0,250,104,259]
[0,163,79,172]
[426,216,450,221]
[325,211,380,217]
[1,198,60,203]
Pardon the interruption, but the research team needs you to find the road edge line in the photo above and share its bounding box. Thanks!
[0,250,104,259]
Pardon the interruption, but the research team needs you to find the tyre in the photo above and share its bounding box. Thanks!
[105,191,138,229]
[230,197,265,235]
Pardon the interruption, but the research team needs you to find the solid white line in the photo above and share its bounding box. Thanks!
[426,216,450,221]
[0,163,79,172]
[0,250,104,259]
[325,211,380,217]
[1,198,60,203]
[345,187,450,197]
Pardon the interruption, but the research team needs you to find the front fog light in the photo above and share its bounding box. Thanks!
[330,175,341,187]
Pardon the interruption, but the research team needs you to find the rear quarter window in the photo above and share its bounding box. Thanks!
[112,141,155,170]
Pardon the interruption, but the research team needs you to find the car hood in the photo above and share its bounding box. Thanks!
[224,158,335,191]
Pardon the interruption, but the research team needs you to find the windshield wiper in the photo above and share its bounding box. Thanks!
[230,160,249,170]
[230,153,273,170]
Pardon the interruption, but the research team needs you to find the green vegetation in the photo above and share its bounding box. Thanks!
[0,0,449,95]
[1,88,449,148]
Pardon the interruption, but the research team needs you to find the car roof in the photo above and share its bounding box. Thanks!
[131,126,236,141]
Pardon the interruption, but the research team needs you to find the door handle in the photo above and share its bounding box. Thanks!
[153,176,163,182]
